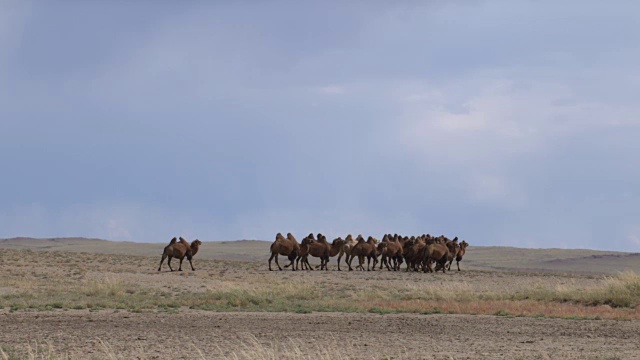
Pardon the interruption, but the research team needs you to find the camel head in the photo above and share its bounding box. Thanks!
[301,237,314,246]
[331,237,345,248]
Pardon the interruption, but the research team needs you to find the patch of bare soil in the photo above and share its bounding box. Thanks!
[0,310,637,359]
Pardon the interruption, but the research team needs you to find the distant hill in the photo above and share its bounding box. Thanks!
[1,237,638,274]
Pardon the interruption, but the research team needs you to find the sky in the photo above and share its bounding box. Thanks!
[1,1,639,250]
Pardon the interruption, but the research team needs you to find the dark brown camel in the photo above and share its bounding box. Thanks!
[158,237,201,272]
[403,237,427,272]
[352,236,379,271]
[268,233,300,271]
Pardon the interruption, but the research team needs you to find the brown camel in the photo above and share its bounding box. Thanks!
[299,235,344,271]
[436,238,459,272]
[293,234,316,270]
[158,237,201,272]
[378,235,403,271]
[404,237,426,272]
[268,233,300,271]
[352,236,378,271]
[422,242,451,273]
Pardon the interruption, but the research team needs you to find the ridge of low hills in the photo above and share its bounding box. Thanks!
[1,237,638,274]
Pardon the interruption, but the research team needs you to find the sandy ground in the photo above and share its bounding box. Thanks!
[1,310,638,359]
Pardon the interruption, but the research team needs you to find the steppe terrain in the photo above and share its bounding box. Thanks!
[0,237,639,359]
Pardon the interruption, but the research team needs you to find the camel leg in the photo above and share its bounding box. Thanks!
[337,253,343,271]
[158,253,167,271]
[178,258,184,271]
[268,253,275,271]
[274,254,282,271]
[373,256,378,271]
[188,258,195,271]
[167,257,174,272]
[457,260,461,271]
[346,254,354,271]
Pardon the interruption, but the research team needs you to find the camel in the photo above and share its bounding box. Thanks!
[448,240,469,271]
[352,236,379,271]
[404,237,426,272]
[268,233,300,271]
[299,235,344,271]
[289,234,313,270]
[336,234,361,271]
[436,238,459,272]
[378,235,403,271]
[422,241,452,273]
[158,237,201,272]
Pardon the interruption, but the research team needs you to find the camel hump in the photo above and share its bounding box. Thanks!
[169,237,177,245]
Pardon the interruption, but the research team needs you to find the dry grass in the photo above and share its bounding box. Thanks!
[0,336,408,360]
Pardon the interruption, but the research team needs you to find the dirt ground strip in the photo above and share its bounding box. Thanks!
[0,310,638,359]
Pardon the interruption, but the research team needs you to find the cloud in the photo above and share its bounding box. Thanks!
[1,1,640,251]
[316,85,346,95]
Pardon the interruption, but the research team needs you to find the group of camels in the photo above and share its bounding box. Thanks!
[268,233,469,273]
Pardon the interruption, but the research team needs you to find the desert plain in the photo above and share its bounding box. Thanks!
[0,237,639,359]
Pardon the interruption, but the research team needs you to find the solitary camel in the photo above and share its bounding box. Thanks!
[158,237,201,272]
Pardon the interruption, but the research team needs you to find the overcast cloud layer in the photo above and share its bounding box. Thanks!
[1,1,639,250]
